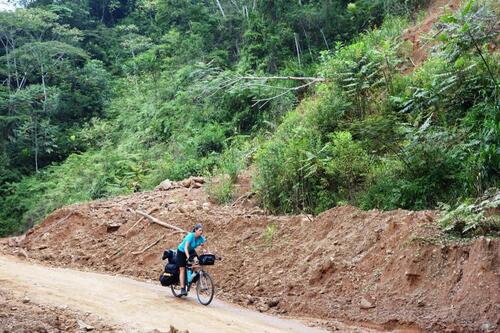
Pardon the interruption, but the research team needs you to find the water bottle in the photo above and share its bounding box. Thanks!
[187,268,193,283]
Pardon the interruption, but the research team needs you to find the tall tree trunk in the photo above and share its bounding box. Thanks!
[37,64,48,173]
[101,0,109,23]
[215,0,226,17]
[1,39,13,116]
[294,33,301,67]
[34,115,38,173]
[320,29,330,52]
[302,26,313,59]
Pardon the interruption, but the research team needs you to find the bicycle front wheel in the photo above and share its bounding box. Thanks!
[196,271,214,305]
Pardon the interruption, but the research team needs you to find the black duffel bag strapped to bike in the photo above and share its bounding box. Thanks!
[198,254,215,265]
[161,249,177,264]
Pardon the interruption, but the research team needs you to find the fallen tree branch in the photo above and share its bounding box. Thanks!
[239,76,330,82]
[124,207,159,236]
[132,235,165,255]
[251,79,322,108]
[108,241,135,260]
[231,191,255,207]
[127,208,187,233]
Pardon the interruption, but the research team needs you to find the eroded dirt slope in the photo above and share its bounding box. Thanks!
[2,177,498,332]
[402,0,462,71]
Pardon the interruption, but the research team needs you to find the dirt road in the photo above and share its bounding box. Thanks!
[0,255,345,333]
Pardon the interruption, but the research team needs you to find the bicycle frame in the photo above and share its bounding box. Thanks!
[184,263,203,291]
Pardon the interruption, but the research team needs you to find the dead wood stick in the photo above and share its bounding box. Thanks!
[231,191,255,207]
[132,235,165,255]
[91,204,121,209]
[408,57,417,68]
[125,207,159,235]
[130,208,187,233]
[109,242,131,258]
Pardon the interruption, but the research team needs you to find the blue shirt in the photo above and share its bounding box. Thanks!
[178,232,206,253]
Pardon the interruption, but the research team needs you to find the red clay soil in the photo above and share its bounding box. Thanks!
[2,178,498,333]
[402,0,462,71]
[0,288,117,333]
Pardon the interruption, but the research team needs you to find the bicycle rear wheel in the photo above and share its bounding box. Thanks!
[196,271,214,305]
[171,283,183,297]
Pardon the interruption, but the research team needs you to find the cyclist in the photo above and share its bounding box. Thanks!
[176,223,206,296]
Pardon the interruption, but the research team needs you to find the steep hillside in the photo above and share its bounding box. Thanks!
[3,181,498,332]
[2,0,498,237]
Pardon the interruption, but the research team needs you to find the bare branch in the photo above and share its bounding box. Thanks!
[251,79,322,108]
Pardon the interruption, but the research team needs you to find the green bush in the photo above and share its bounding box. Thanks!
[205,176,234,205]
[323,131,371,201]
[438,188,500,237]
[359,158,405,210]
[254,112,326,213]
[195,124,228,157]
[305,85,349,134]
[346,113,403,154]
[254,110,371,213]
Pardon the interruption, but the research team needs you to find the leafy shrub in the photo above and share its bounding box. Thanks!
[359,158,405,210]
[216,136,255,183]
[205,176,234,205]
[305,85,349,134]
[345,113,403,154]
[323,131,371,201]
[254,112,326,213]
[438,188,500,237]
[361,125,487,211]
[195,124,228,157]
[383,0,432,18]
[255,109,371,213]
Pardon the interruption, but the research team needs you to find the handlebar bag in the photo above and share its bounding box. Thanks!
[199,254,215,265]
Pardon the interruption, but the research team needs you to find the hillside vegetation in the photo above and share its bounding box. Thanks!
[0,0,498,236]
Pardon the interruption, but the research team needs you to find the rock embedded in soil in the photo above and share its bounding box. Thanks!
[257,303,270,312]
[359,297,376,310]
[78,319,95,331]
[267,298,280,308]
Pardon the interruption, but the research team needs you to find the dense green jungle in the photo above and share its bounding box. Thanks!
[0,0,498,237]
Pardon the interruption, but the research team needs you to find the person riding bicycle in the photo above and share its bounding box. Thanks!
[176,223,206,296]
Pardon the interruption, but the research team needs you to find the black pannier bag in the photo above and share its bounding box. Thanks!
[159,263,179,286]
[159,272,177,286]
[198,254,215,265]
